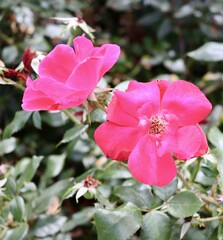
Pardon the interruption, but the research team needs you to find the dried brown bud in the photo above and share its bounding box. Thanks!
[83,175,99,188]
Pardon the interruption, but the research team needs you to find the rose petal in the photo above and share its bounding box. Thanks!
[193,125,208,157]
[114,81,160,117]
[66,57,103,92]
[160,125,202,160]
[128,135,177,186]
[22,78,86,111]
[94,122,141,161]
[156,80,169,100]
[38,45,76,83]
[107,93,139,127]
[94,44,120,78]
[22,93,55,111]
[161,80,212,125]
[73,35,94,61]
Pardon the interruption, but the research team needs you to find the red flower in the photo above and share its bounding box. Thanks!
[94,80,212,186]
[22,36,120,111]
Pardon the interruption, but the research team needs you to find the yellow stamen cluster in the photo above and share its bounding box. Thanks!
[149,116,166,135]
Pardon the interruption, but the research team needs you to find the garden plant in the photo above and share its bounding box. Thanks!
[0,0,223,239]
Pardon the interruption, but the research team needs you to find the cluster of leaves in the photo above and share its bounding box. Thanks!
[1,0,223,239]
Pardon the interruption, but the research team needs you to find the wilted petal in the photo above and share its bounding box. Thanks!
[39,44,76,83]
[162,80,212,125]
[128,135,177,186]
[94,122,141,161]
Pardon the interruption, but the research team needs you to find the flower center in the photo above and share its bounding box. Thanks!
[149,116,166,135]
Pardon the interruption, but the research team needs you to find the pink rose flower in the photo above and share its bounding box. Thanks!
[94,80,212,186]
[22,36,120,111]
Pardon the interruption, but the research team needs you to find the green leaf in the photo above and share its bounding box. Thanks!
[3,111,32,139]
[4,177,17,197]
[3,223,28,240]
[57,124,88,146]
[94,202,142,240]
[208,127,223,149]
[95,161,132,180]
[95,190,113,208]
[33,179,72,214]
[141,211,172,240]
[9,196,26,222]
[33,215,67,237]
[153,177,178,201]
[42,111,66,127]
[114,182,154,208]
[164,58,186,73]
[61,207,95,232]
[90,108,106,123]
[0,178,7,188]
[10,158,30,178]
[45,153,66,178]
[2,45,18,64]
[211,149,223,188]
[32,111,42,129]
[114,80,130,91]
[180,221,191,240]
[207,128,223,187]
[187,42,223,62]
[0,137,17,156]
[167,191,203,218]
[17,156,43,188]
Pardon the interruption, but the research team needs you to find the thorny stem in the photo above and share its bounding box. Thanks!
[62,109,81,125]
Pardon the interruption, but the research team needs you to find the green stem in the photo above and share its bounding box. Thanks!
[83,102,91,125]
[191,157,201,182]
[15,82,25,91]
[199,215,223,222]
[199,194,219,207]
[141,203,166,213]
[67,37,73,46]
[101,160,116,171]
[177,171,192,190]
[62,109,81,125]
[94,101,107,112]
